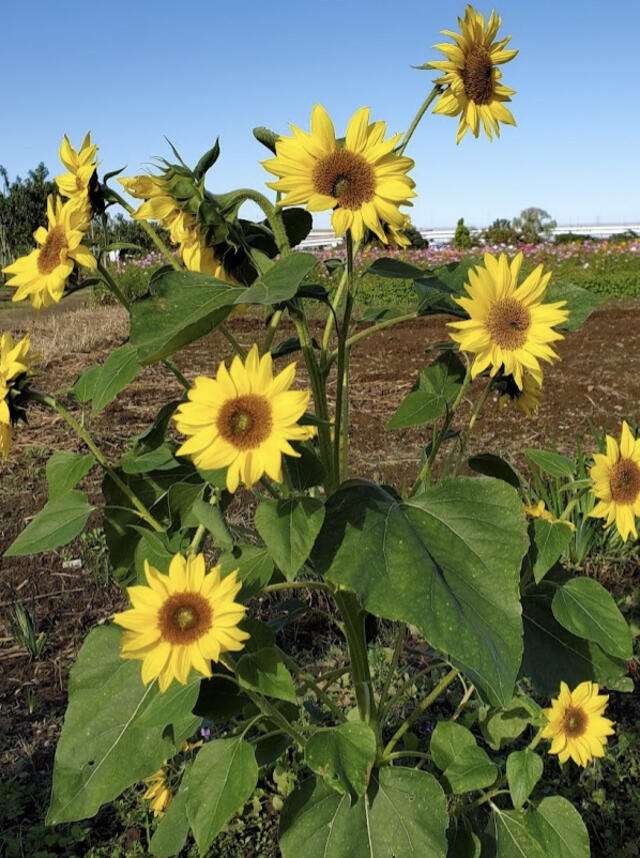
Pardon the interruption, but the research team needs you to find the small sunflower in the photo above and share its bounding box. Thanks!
[262,104,416,243]
[113,553,249,692]
[56,132,98,228]
[542,681,615,767]
[589,421,640,542]
[143,767,173,817]
[498,370,543,417]
[174,344,316,493]
[524,499,575,531]
[0,333,33,459]
[428,5,518,143]
[448,252,569,389]
[2,196,96,310]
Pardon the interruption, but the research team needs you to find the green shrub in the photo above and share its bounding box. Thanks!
[91,264,153,305]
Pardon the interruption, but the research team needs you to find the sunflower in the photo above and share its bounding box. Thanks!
[542,681,614,767]
[499,370,543,416]
[0,333,32,459]
[448,252,569,389]
[262,104,416,243]
[143,767,173,817]
[524,500,575,531]
[113,553,249,693]
[174,344,316,493]
[56,132,98,228]
[589,421,640,542]
[428,5,518,143]
[2,196,96,310]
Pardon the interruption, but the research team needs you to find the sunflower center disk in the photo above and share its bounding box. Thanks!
[462,46,494,105]
[37,226,68,275]
[312,150,376,210]
[563,706,587,738]
[217,394,273,450]
[609,458,640,504]
[486,298,531,350]
[159,593,212,644]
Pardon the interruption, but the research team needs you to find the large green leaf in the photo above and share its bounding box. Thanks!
[255,497,325,580]
[430,722,497,794]
[92,345,141,415]
[524,449,574,479]
[551,576,632,660]
[149,779,191,857]
[239,253,317,304]
[5,490,94,557]
[486,807,546,858]
[314,478,528,705]
[184,738,258,854]
[480,697,538,751]
[47,626,197,824]
[525,796,590,857]
[130,270,243,364]
[506,750,543,810]
[218,544,275,599]
[280,768,448,858]
[386,353,465,430]
[235,646,297,703]
[521,592,628,695]
[68,363,101,403]
[305,722,377,800]
[529,519,574,583]
[365,257,425,279]
[46,451,95,500]
[547,280,604,332]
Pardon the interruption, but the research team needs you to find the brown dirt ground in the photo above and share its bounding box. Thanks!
[1,299,639,766]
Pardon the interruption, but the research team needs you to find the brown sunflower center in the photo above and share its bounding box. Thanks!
[486,298,531,350]
[37,226,68,275]
[217,394,273,450]
[158,592,212,644]
[312,150,376,211]
[462,46,494,104]
[609,457,640,504]
[562,706,587,738]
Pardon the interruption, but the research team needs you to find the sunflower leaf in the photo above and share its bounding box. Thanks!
[4,490,94,557]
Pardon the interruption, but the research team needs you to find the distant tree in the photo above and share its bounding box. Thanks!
[0,163,56,267]
[402,223,429,249]
[483,217,519,245]
[453,217,472,249]
[512,207,557,244]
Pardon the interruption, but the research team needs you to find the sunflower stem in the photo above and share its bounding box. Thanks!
[377,623,406,724]
[277,648,347,723]
[453,377,495,475]
[326,311,418,368]
[107,187,181,270]
[378,661,449,723]
[218,324,247,359]
[30,392,164,533]
[334,590,376,726]
[333,232,355,483]
[382,667,459,758]
[397,85,443,156]
[262,309,283,354]
[230,189,291,257]
[321,264,349,361]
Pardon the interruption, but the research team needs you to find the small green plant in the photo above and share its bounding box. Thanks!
[453,216,472,249]
[4,587,46,659]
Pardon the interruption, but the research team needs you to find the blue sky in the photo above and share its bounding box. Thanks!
[2,0,639,229]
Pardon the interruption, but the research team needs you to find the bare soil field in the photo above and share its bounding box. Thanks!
[1,297,639,791]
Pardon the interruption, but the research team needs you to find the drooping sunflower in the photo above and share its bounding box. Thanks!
[2,196,96,310]
[589,421,640,542]
[428,5,518,143]
[143,767,173,817]
[113,553,249,692]
[0,333,32,459]
[448,252,569,389]
[262,104,416,243]
[56,132,98,228]
[498,369,543,417]
[542,681,615,767]
[174,345,316,493]
[524,499,575,531]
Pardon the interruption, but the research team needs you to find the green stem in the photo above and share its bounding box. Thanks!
[326,312,418,368]
[262,309,283,354]
[96,262,190,391]
[384,750,431,763]
[232,188,291,256]
[379,661,449,722]
[383,668,459,757]
[321,264,349,361]
[377,623,406,722]
[32,392,164,533]
[277,649,347,722]
[411,360,472,492]
[397,85,443,156]
[219,324,247,359]
[107,188,181,270]
[333,232,355,484]
[262,580,331,595]
[334,590,375,725]
[453,377,494,475]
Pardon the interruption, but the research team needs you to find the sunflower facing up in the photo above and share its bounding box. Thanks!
[113,553,249,692]
[448,252,569,390]
[56,132,98,229]
[542,681,615,767]
[589,421,640,542]
[262,104,416,244]
[2,196,96,310]
[174,344,316,493]
[428,5,518,143]
[0,333,32,459]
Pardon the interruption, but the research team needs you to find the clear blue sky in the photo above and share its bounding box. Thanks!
[2,0,639,229]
